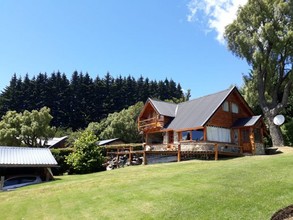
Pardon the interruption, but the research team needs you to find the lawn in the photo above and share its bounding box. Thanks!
[1,148,293,220]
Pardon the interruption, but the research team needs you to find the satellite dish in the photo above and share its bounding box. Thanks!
[273,114,285,126]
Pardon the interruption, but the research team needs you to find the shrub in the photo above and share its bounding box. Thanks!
[66,130,105,174]
[282,119,293,146]
[51,148,74,175]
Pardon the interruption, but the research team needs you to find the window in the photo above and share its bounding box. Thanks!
[222,101,229,112]
[233,129,239,144]
[231,103,239,113]
[254,128,262,143]
[180,130,204,141]
[148,132,163,144]
[192,130,204,141]
[207,126,231,143]
[241,129,250,143]
[182,131,191,141]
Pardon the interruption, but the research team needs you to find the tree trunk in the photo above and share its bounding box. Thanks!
[266,114,284,147]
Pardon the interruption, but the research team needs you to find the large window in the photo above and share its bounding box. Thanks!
[180,130,204,141]
[207,126,231,143]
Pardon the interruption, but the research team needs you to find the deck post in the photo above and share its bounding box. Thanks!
[0,176,4,190]
[129,146,133,165]
[177,144,181,162]
[143,143,147,165]
[214,144,218,160]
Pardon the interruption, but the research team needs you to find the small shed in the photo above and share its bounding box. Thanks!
[97,138,124,146]
[45,136,68,148]
[0,146,58,181]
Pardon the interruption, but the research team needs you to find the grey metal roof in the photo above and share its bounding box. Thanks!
[98,138,120,146]
[232,115,262,127]
[149,99,178,117]
[0,146,58,167]
[46,136,68,148]
[165,87,233,130]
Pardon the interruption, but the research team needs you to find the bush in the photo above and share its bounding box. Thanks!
[66,130,105,174]
[282,119,293,146]
[51,148,74,175]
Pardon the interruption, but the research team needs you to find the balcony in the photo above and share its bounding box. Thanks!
[138,116,164,132]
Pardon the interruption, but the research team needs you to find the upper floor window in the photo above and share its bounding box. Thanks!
[222,101,229,112]
[231,103,239,113]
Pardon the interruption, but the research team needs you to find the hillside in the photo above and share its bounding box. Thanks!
[1,147,293,219]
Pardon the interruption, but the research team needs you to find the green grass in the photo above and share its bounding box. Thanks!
[1,149,293,220]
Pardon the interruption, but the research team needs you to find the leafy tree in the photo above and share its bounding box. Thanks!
[0,107,55,147]
[88,102,144,143]
[66,130,104,174]
[225,0,293,147]
[0,110,22,146]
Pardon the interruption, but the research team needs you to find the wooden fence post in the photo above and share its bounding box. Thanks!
[215,144,218,161]
[143,143,147,165]
[177,144,181,162]
[0,176,4,190]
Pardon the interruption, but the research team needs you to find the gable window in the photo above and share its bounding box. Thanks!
[222,101,229,112]
[231,103,239,113]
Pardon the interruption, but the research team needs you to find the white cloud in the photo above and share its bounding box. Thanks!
[187,0,248,43]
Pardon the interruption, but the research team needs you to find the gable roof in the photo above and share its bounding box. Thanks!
[0,146,58,167]
[149,99,177,117]
[166,87,234,130]
[146,86,253,131]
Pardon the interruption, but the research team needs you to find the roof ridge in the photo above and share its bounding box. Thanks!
[179,87,233,105]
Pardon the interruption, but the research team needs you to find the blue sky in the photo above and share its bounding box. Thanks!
[0,0,249,98]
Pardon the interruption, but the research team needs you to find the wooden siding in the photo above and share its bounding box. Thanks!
[206,90,253,127]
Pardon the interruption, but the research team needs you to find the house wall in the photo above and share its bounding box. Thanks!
[207,91,253,128]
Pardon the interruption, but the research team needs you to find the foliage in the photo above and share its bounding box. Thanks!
[0,72,184,130]
[87,102,144,143]
[66,130,105,174]
[0,107,55,147]
[165,88,191,103]
[1,150,293,219]
[51,148,74,175]
[225,0,293,146]
[282,119,293,146]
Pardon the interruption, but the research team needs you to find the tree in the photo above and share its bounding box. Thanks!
[66,130,104,174]
[224,0,293,147]
[87,102,144,143]
[0,107,55,147]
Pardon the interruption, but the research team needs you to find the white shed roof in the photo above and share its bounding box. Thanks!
[0,146,58,167]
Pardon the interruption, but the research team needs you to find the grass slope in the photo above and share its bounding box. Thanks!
[1,148,293,220]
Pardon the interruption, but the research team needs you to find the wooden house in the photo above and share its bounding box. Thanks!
[138,87,266,156]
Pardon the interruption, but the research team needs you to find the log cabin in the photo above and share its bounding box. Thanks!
[138,86,266,157]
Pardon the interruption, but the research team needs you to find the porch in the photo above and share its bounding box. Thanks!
[104,142,243,169]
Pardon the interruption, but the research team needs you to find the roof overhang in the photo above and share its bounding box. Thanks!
[232,115,262,128]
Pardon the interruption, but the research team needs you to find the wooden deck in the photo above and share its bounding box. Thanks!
[105,143,243,166]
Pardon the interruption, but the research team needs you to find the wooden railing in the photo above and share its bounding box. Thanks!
[138,117,164,130]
